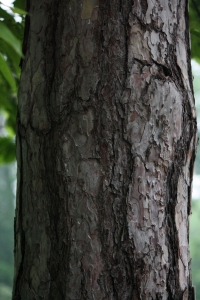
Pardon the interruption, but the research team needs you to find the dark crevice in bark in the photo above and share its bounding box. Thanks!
[111,273,119,300]
[44,1,65,124]
[20,0,30,68]
[123,11,131,89]
[13,121,26,300]
[167,46,185,92]
[133,57,173,83]
[169,4,187,92]
[185,0,195,96]
[120,0,133,20]
[140,0,148,15]
[42,127,70,298]
[39,4,71,296]
[182,88,197,218]
[166,126,190,297]
[189,286,196,300]
[119,0,123,13]
[80,261,89,300]
[134,57,151,67]
[166,104,196,298]
[187,142,196,215]
[152,60,172,78]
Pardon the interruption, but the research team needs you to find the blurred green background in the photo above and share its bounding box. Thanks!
[1,0,200,299]
[0,163,15,300]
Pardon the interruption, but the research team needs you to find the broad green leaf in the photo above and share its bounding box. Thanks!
[11,7,27,15]
[6,20,24,44]
[190,0,200,62]
[0,91,17,135]
[0,22,22,56]
[0,2,24,162]
[0,137,15,164]
[0,53,16,92]
[0,40,21,76]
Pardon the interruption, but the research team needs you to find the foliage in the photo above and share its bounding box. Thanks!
[0,163,16,299]
[0,0,25,163]
[0,283,12,300]
[190,0,200,63]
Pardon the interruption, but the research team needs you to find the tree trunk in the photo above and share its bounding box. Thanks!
[13,0,197,299]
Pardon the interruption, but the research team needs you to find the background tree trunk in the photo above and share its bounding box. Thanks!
[13,0,197,299]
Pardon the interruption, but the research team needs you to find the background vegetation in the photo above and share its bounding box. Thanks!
[0,0,200,299]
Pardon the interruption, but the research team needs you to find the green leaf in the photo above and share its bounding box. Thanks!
[189,0,200,62]
[0,53,17,92]
[0,92,17,135]
[11,7,27,15]
[0,22,22,56]
[0,137,15,164]
[0,40,21,76]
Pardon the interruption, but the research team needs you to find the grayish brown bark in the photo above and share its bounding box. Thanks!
[13,0,197,299]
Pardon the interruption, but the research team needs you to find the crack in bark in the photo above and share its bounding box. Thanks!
[13,0,197,298]
[19,0,30,68]
[13,121,26,300]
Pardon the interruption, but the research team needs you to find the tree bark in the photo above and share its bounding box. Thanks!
[13,0,197,299]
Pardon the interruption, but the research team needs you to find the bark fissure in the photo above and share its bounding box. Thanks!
[13,122,26,300]
[13,0,197,299]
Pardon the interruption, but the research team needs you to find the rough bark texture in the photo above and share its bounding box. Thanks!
[13,0,197,299]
